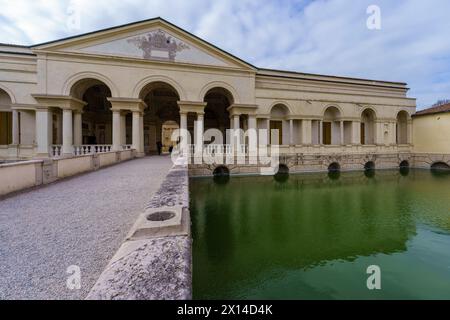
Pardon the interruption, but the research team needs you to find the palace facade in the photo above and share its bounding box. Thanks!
[0,17,416,173]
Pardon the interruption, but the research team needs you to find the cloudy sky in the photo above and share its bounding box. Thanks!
[1,0,449,109]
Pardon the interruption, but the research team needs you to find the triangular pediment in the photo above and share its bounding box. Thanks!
[32,18,255,70]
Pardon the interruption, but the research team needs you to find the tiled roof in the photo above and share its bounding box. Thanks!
[414,103,450,116]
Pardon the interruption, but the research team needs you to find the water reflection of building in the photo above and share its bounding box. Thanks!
[191,171,426,296]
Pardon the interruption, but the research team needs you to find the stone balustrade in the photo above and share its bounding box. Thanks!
[0,149,137,197]
[52,145,62,157]
[74,145,113,156]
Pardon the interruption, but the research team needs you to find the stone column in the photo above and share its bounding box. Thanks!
[233,115,240,147]
[62,109,73,155]
[248,115,257,153]
[112,110,121,151]
[319,121,323,145]
[289,119,294,146]
[12,110,20,145]
[132,111,142,154]
[340,120,344,145]
[195,113,204,155]
[266,119,271,145]
[180,112,188,153]
[120,112,127,146]
[73,111,82,146]
[35,108,52,157]
[139,112,144,154]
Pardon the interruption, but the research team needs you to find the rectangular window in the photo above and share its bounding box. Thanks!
[361,123,366,145]
[0,112,12,145]
[323,122,331,145]
[270,121,283,145]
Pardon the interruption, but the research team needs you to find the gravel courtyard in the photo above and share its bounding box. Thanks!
[0,156,174,300]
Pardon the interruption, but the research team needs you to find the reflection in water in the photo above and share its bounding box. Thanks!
[400,167,410,176]
[364,169,376,178]
[213,175,230,185]
[274,172,289,183]
[191,169,450,299]
[328,170,340,180]
[431,168,450,178]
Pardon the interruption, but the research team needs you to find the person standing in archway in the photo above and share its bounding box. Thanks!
[156,141,163,155]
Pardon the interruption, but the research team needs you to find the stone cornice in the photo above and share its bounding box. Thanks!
[32,94,87,111]
[227,104,258,116]
[10,103,40,111]
[178,101,207,114]
[108,97,147,112]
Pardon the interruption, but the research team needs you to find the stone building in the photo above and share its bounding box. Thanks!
[0,17,416,173]
[413,102,450,158]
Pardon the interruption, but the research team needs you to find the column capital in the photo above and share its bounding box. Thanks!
[177,101,207,114]
[108,97,147,112]
[32,94,86,111]
[131,110,144,116]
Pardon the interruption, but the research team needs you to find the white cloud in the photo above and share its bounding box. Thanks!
[0,0,449,108]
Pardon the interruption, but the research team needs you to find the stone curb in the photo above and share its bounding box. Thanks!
[86,161,192,300]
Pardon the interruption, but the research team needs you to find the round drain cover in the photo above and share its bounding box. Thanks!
[147,211,176,222]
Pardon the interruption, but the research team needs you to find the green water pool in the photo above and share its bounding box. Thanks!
[190,169,450,299]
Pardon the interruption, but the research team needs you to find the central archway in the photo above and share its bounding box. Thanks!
[361,109,376,145]
[203,87,233,145]
[70,78,113,146]
[270,104,290,145]
[140,82,180,154]
[323,106,341,145]
[396,111,409,144]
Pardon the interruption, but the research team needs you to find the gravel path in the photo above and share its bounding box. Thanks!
[0,156,174,300]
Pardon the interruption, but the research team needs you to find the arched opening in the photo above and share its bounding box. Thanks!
[213,166,230,184]
[396,111,409,144]
[361,109,376,145]
[0,89,13,145]
[328,162,341,172]
[400,160,409,168]
[204,87,233,145]
[431,162,450,171]
[213,165,230,176]
[364,161,375,170]
[328,162,341,180]
[278,164,290,174]
[140,82,180,154]
[270,104,289,145]
[431,162,450,177]
[323,106,341,145]
[70,78,113,146]
[364,161,376,178]
[400,160,410,176]
[274,164,290,182]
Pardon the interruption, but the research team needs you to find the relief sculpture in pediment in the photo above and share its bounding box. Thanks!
[127,29,190,61]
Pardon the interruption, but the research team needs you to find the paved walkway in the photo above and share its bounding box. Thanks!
[0,156,174,300]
